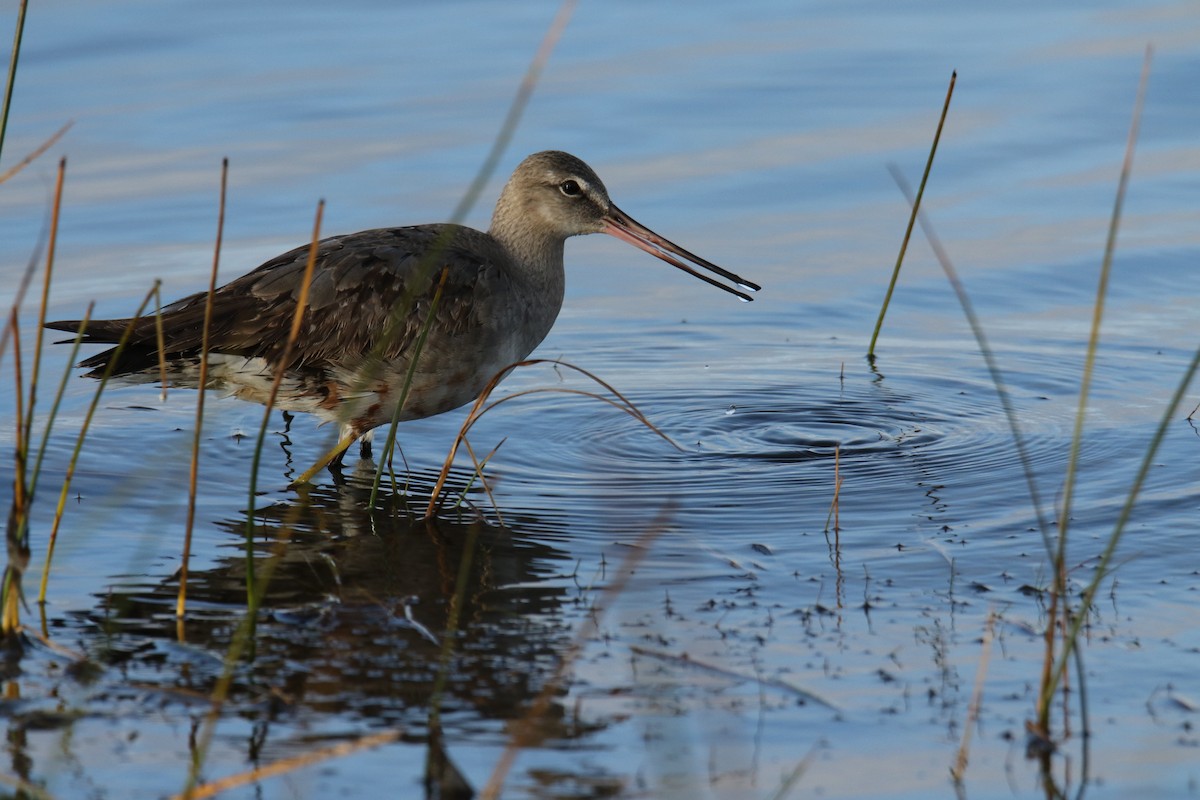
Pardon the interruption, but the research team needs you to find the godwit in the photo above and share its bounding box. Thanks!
[48,151,759,464]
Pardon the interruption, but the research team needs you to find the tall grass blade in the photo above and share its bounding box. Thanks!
[29,303,93,503]
[1035,45,1152,731]
[0,120,72,185]
[367,267,450,506]
[424,358,675,518]
[867,70,956,360]
[37,283,163,604]
[178,159,228,620]
[0,0,29,162]
[0,220,46,369]
[347,0,576,493]
[20,158,66,486]
[888,165,1053,548]
[243,199,324,604]
[451,0,577,224]
[3,313,30,636]
[480,506,673,799]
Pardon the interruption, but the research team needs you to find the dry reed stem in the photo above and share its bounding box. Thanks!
[457,434,506,526]
[172,730,402,800]
[4,313,29,634]
[243,200,323,550]
[20,158,65,468]
[0,120,71,185]
[178,159,228,620]
[28,303,92,503]
[823,443,842,534]
[0,237,42,368]
[450,0,578,224]
[629,645,838,710]
[768,742,822,800]
[951,609,996,781]
[480,507,673,800]
[425,358,674,518]
[0,770,55,800]
[320,0,576,490]
[867,70,956,358]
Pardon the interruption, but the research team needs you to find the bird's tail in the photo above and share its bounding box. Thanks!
[44,317,164,375]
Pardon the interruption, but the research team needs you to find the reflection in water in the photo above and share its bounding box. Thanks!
[86,473,587,792]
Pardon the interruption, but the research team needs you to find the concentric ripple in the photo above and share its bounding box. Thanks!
[482,339,1177,529]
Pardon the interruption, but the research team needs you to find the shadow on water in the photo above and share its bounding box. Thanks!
[57,469,594,795]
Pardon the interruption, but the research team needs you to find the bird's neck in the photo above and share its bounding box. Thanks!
[488,218,567,303]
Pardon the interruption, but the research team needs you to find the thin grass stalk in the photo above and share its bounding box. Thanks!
[867,70,956,359]
[888,165,1053,547]
[350,0,578,487]
[480,506,672,799]
[0,0,29,162]
[768,743,821,800]
[178,159,228,620]
[0,120,71,186]
[1036,46,1151,731]
[426,382,661,511]
[243,200,324,604]
[455,435,506,525]
[0,222,45,369]
[952,610,996,782]
[20,158,65,479]
[367,266,451,507]
[318,0,576,479]
[1071,641,1091,800]
[173,730,403,800]
[823,443,841,534]
[425,520,481,762]
[0,770,55,800]
[424,359,675,517]
[37,283,162,605]
[3,313,29,635]
[152,284,168,400]
[450,0,576,224]
[1042,341,1198,718]
[182,500,311,798]
[29,303,93,501]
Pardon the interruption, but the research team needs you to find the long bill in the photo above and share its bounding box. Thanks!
[602,204,761,302]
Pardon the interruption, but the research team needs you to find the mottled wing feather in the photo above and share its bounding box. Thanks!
[49,224,510,376]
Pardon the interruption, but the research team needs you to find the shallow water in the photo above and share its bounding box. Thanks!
[2,1,1200,798]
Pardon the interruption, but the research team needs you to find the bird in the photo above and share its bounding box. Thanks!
[47,150,760,466]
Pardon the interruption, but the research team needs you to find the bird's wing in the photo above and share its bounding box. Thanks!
[57,224,510,374]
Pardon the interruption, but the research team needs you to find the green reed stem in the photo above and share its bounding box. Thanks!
[330,0,576,490]
[868,70,955,360]
[244,199,323,608]
[888,165,1053,549]
[20,157,64,489]
[39,282,162,604]
[0,0,28,163]
[178,159,227,620]
[29,303,92,503]
[368,267,450,507]
[1035,46,1151,731]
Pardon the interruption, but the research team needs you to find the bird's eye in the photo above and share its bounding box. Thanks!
[559,179,582,197]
